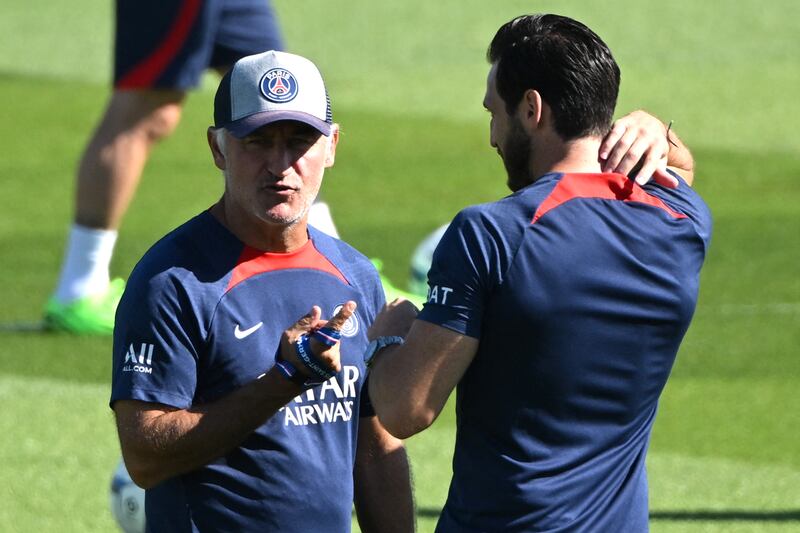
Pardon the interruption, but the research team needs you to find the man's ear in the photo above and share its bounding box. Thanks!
[207,127,227,171]
[324,125,340,168]
[520,89,543,128]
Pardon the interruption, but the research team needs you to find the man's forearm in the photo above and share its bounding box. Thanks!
[116,368,302,488]
[354,418,415,533]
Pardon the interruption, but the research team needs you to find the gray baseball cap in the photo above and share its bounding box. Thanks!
[214,50,333,137]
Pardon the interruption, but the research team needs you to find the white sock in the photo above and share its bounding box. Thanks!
[53,224,118,303]
[308,201,339,238]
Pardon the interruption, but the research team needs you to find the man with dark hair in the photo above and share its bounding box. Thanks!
[363,14,711,531]
[488,14,621,140]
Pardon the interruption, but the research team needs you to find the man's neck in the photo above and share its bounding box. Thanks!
[210,200,309,253]
[530,137,604,180]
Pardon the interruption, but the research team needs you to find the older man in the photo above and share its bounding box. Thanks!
[110,50,413,532]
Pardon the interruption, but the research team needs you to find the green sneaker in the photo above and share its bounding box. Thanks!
[371,258,427,308]
[43,278,126,335]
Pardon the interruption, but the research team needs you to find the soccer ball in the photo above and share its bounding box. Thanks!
[409,223,449,297]
[110,459,146,533]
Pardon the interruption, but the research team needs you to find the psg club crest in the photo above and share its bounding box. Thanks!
[332,304,359,338]
[260,68,298,103]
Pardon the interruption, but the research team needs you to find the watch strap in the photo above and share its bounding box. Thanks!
[364,335,405,368]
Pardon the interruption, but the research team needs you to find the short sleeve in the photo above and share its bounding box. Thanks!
[110,272,204,410]
[417,208,508,339]
[645,170,713,250]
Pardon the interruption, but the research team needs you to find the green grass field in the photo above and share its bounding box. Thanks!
[1,0,798,531]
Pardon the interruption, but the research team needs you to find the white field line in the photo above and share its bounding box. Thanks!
[0,321,45,332]
[710,302,800,316]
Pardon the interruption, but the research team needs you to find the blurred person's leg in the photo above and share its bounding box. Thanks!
[46,90,184,334]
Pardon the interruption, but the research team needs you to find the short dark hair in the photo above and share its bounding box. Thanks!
[487,14,620,140]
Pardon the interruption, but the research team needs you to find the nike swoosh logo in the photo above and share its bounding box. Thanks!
[234,322,263,339]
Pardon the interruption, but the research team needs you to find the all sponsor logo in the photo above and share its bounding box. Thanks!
[122,343,155,374]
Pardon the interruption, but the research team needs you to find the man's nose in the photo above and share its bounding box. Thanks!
[263,143,294,176]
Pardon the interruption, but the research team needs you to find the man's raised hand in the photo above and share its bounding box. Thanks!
[600,110,680,188]
[279,301,357,379]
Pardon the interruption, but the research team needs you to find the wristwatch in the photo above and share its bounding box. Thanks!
[363,336,405,368]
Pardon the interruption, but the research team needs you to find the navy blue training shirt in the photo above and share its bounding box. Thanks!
[110,211,383,532]
[419,172,712,532]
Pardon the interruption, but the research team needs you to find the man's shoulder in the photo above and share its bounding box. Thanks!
[308,228,384,313]
[434,194,535,277]
[458,173,562,223]
[451,188,541,243]
[643,172,713,245]
[308,227,377,278]
[651,179,711,220]
[127,212,239,299]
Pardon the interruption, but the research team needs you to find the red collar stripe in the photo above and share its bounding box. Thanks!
[532,173,687,224]
[226,240,348,292]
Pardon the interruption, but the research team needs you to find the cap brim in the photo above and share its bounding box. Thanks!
[224,111,333,138]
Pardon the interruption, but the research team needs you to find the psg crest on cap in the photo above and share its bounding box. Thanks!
[260,68,298,103]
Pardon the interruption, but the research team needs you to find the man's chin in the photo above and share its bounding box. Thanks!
[260,205,310,227]
[261,214,303,227]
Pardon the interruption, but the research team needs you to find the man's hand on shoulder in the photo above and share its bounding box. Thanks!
[600,110,685,188]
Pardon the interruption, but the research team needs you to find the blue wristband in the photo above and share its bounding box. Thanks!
[312,326,342,347]
[274,352,314,388]
[295,334,336,381]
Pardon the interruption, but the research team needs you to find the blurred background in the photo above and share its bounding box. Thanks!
[0,1,798,531]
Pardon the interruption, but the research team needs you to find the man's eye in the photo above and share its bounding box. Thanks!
[290,137,315,148]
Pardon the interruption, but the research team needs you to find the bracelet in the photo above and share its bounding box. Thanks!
[295,334,336,381]
[666,120,679,148]
[312,326,342,347]
[274,356,309,387]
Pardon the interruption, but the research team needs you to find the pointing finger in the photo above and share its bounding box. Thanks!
[326,301,357,331]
